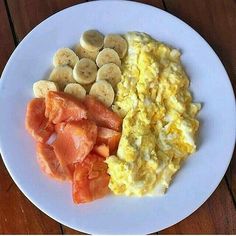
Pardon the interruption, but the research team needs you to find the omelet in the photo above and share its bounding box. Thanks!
[106,32,201,196]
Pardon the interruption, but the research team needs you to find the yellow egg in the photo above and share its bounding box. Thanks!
[108,32,201,196]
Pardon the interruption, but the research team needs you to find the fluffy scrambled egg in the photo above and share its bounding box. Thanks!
[106,32,201,196]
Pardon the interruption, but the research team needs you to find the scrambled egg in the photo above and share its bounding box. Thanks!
[106,32,201,196]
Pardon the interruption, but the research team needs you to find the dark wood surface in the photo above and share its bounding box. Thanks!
[0,0,15,74]
[0,0,235,234]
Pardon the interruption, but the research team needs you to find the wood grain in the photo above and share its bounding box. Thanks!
[7,0,87,42]
[130,0,164,8]
[163,0,236,203]
[160,179,236,234]
[87,0,164,8]
[0,158,62,234]
[0,0,15,75]
[62,226,87,235]
[227,148,236,202]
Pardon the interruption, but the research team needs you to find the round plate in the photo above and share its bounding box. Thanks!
[0,1,235,234]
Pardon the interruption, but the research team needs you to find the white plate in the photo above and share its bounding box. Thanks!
[0,0,235,234]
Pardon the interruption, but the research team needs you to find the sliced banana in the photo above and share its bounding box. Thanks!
[53,48,79,68]
[82,83,93,94]
[97,63,121,88]
[75,44,99,61]
[89,80,114,107]
[104,34,128,59]
[96,48,121,68]
[33,80,59,98]
[64,83,86,100]
[80,30,104,52]
[49,66,76,90]
[73,58,97,84]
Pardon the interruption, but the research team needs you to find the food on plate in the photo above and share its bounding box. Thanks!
[108,32,201,196]
[25,98,54,143]
[89,80,115,107]
[53,48,79,68]
[75,44,99,61]
[33,30,124,104]
[92,144,110,158]
[73,58,97,84]
[55,122,66,133]
[53,120,97,166]
[80,30,104,52]
[26,93,121,204]
[49,65,76,90]
[36,142,68,181]
[104,34,128,58]
[64,83,86,100]
[84,95,122,131]
[72,154,110,204]
[26,29,201,203]
[97,63,121,88]
[97,127,121,154]
[33,80,59,98]
[96,48,121,68]
[45,91,87,124]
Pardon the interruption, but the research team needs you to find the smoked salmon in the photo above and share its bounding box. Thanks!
[25,91,122,204]
[45,91,87,124]
[25,98,54,143]
[53,120,98,167]
[72,154,110,204]
[83,96,122,131]
[92,144,110,158]
[97,127,121,153]
[36,142,69,181]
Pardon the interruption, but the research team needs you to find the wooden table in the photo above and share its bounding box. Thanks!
[0,0,235,234]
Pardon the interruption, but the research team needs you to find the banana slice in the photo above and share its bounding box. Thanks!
[64,83,86,100]
[80,30,104,52]
[33,80,59,98]
[75,44,99,61]
[96,48,121,68]
[97,63,121,88]
[53,48,79,68]
[104,34,128,59]
[89,80,114,107]
[73,58,97,84]
[49,66,76,90]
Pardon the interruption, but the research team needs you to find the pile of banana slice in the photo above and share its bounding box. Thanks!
[33,30,128,107]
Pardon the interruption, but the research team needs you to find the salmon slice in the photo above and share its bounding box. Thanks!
[55,122,66,133]
[72,154,110,204]
[45,91,87,124]
[53,120,98,167]
[36,142,69,181]
[25,98,54,143]
[83,95,122,131]
[92,144,110,158]
[97,127,121,153]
